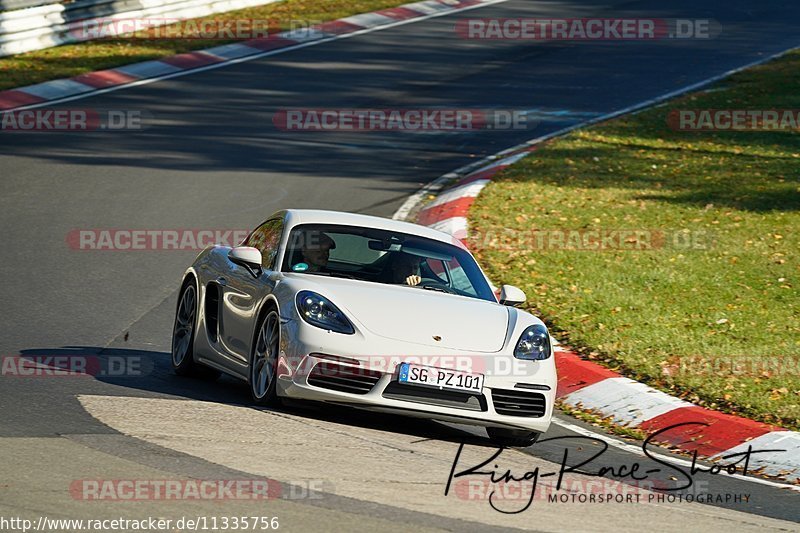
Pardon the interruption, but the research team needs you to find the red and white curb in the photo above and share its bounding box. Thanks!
[0,0,505,112]
[395,141,800,485]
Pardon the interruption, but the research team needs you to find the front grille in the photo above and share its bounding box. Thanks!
[382,381,486,411]
[491,389,546,417]
[307,361,382,395]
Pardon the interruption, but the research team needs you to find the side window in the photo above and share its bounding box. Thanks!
[245,218,284,269]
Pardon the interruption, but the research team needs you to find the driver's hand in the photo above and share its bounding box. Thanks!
[405,275,422,286]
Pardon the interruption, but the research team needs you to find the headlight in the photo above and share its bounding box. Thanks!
[514,324,551,360]
[296,291,355,334]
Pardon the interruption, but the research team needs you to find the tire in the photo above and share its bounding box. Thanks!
[250,308,281,406]
[171,279,221,380]
[487,427,540,448]
[172,280,199,376]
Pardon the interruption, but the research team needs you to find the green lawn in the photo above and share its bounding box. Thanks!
[470,51,800,430]
[0,0,408,91]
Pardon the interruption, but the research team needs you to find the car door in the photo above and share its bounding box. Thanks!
[217,218,284,365]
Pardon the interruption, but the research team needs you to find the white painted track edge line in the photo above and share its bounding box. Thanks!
[550,417,800,492]
[0,0,512,114]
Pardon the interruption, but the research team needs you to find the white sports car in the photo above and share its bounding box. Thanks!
[172,209,556,446]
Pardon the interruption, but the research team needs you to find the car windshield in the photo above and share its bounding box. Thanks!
[281,223,496,302]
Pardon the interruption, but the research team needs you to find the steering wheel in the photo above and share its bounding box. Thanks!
[417,279,456,294]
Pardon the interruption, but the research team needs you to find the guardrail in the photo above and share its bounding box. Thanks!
[0,0,282,57]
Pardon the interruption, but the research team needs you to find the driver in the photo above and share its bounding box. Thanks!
[389,252,423,286]
[301,231,336,272]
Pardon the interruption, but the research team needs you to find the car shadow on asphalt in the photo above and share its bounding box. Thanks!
[17,346,491,447]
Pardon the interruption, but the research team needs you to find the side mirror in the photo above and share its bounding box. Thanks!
[229,246,263,276]
[499,284,526,306]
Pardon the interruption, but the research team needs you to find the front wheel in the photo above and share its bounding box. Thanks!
[250,309,281,406]
[487,427,540,448]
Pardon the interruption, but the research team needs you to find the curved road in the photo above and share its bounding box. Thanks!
[1,0,799,530]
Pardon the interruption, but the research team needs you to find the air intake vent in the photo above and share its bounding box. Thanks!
[382,382,486,411]
[205,282,220,343]
[491,389,546,417]
[307,361,382,395]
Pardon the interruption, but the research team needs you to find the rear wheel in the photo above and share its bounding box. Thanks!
[172,281,198,376]
[250,309,281,406]
[487,427,540,448]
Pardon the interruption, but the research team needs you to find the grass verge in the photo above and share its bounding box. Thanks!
[470,50,800,430]
[0,0,409,91]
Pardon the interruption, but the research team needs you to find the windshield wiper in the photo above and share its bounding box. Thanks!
[328,272,356,279]
[297,271,356,279]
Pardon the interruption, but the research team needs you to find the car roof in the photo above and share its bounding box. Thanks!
[280,209,462,246]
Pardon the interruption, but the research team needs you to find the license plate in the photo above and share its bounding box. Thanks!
[397,363,484,393]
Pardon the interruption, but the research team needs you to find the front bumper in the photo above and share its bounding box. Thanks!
[276,319,556,433]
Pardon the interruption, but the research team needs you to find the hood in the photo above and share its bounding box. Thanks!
[287,275,509,352]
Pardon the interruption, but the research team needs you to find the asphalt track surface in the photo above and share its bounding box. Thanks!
[1,0,800,530]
